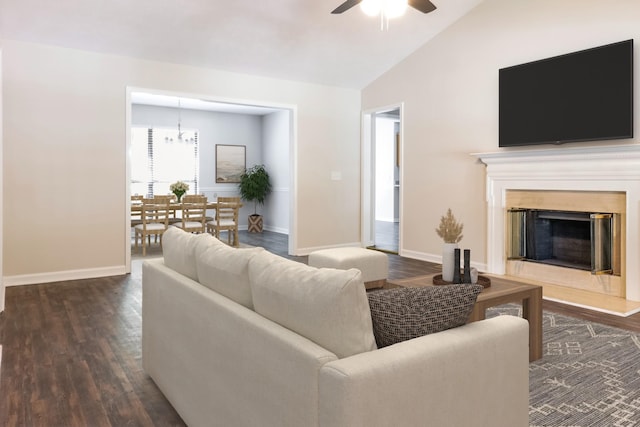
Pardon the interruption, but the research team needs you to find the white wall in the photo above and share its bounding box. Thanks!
[0,46,4,311]
[262,110,291,234]
[1,39,361,285]
[362,0,640,268]
[375,117,396,222]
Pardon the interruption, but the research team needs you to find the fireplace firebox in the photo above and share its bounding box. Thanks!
[507,209,614,275]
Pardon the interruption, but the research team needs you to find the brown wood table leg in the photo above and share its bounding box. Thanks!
[468,287,543,362]
[522,286,543,361]
[469,303,486,322]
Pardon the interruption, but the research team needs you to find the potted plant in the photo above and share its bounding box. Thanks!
[239,164,272,233]
[435,208,464,282]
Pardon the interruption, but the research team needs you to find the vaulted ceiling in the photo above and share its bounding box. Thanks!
[0,0,482,89]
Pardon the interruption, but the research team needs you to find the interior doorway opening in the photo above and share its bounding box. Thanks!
[362,104,402,254]
[125,88,296,272]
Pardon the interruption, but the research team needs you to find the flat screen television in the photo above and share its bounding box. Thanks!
[499,39,633,147]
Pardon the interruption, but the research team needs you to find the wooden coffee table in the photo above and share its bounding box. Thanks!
[388,275,543,362]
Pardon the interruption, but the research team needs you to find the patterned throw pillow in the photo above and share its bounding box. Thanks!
[367,285,483,347]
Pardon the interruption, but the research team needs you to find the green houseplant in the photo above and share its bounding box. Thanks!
[238,164,272,232]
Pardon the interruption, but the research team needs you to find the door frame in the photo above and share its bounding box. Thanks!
[361,102,404,253]
[125,87,297,271]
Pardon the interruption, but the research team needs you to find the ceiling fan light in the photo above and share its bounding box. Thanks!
[360,0,381,17]
[384,0,408,19]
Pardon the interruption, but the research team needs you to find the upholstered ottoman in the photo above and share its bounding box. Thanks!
[308,247,388,289]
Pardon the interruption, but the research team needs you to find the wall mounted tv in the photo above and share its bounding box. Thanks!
[499,39,633,147]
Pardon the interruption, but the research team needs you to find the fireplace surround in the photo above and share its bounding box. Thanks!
[473,145,640,303]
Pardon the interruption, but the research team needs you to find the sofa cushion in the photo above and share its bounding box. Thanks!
[162,226,223,281]
[196,244,264,309]
[249,250,377,358]
[367,285,483,347]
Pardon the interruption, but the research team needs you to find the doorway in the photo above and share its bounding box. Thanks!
[125,88,296,272]
[362,104,402,254]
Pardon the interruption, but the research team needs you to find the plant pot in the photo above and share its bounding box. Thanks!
[248,214,263,233]
[441,243,458,282]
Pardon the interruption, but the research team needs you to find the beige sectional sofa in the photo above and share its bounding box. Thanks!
[142,227,530,427]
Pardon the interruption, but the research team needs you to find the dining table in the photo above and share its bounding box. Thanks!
[130,200,240,214]
[131,200,242,227]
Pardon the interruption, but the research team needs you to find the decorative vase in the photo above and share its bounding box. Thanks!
[174,192,184,202]
[248,214,263,233]
[442,243,458,282]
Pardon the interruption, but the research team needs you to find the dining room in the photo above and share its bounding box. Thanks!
[128,92,293,259]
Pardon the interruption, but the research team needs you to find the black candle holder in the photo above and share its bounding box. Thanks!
[452,248,461,284]
[463,249,472,283]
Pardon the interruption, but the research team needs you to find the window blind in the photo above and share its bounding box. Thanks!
[131,127,199,197]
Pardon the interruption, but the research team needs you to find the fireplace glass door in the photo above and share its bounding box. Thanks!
[507,209,613,274]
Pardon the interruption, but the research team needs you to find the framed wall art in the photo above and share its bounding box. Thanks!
[216,144,246,183]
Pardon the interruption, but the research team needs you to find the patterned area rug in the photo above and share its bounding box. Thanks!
[488,304,640,427]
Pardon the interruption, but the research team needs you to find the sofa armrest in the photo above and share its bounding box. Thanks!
[318,315,529,427]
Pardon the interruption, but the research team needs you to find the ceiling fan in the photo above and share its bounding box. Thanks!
[331,0,436,15]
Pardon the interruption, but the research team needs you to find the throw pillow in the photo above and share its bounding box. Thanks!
[248,250,377,358]
[367,285,483,347]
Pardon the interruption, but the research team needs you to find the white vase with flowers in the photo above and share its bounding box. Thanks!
[170,181,189,202]
[435,208,464,282]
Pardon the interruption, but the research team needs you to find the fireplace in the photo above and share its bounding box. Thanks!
[507,209,616,274]
[473,145,640,303]
[501,189,624,297]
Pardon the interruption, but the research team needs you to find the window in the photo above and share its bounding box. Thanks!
[131,127,199,197]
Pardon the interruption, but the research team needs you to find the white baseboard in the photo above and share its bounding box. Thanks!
[4,265,126,287]
[238,224,289,234]
[264,225,289,234]
[399,249,488,273]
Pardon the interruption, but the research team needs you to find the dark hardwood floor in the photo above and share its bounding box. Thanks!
[2,230,640,426]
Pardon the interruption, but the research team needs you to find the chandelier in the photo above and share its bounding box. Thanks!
[165,98,195,143]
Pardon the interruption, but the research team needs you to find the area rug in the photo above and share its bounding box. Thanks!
[487,304,640,427]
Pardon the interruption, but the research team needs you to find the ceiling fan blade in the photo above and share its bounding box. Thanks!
[408,0,437,13]
[331,0,363,14]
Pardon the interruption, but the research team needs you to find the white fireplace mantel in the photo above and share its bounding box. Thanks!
[472,144,640,301]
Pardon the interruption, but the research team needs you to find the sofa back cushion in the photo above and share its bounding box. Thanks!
[162,226,223,281]
[196,244,264,309]
[249,250,377,358]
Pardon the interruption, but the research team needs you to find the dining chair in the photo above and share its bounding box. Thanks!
[154,194,180,224]
[134,197,171,256]
[131,195,144,227]
[174,195,208,234]
[207,196,241,247]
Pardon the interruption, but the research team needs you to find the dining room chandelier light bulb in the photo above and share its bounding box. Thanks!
[360,0,408,29]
